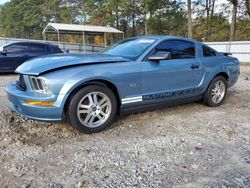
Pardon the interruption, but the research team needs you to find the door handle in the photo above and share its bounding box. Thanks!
[190,64,199,69]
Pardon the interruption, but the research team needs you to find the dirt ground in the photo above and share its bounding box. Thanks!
[0,66,249,188]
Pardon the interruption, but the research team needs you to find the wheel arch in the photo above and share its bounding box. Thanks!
[63,79,121,115]
[204,71,229,94]
[214,72,229,81]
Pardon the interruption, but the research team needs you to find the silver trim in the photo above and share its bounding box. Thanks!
[28,76,51,94]
[121,96,143,104]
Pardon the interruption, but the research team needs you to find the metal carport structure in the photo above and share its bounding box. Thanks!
[42,23,124,51]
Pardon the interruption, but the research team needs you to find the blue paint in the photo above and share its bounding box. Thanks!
[5,36,240,121]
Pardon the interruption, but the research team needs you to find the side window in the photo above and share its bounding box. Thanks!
[30,43,46,53]
[203,45,216,57]
[155,40,195,59]
[4,43,28,53]
[45,44,52,53]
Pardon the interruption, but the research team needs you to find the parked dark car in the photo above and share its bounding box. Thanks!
[0,41,62,73]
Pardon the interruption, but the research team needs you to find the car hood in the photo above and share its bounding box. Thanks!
[16,53,129,75]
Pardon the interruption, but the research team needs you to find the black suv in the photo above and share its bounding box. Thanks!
[0,41,63,73]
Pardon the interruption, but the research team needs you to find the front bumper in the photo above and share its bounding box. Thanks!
[5,82,63,121]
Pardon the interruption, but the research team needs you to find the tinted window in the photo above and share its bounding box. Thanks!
[30,43,46,53]
[45,44,52,53]
[50,45,62,53]
[155,40,195,59]
[4,43,28,53]
[203,45,216,57]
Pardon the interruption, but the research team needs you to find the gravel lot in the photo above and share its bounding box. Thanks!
[0,74,18,109]
[0,66,249,188]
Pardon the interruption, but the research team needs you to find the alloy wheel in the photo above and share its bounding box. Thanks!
[77,92,112,128]
[211,80,226,104]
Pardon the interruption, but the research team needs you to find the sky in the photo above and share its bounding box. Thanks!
[0,0,9,5]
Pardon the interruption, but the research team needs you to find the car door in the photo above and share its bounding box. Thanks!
[0,43,28,72]
[142,39,204,104]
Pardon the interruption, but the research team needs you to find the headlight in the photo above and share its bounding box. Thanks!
[29,76,51,94]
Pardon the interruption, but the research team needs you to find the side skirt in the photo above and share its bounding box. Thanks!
[120,95,203,115]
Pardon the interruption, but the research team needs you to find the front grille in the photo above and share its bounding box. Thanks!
[17,75,26,90]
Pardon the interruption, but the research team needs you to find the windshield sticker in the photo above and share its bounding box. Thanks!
[138,39,155,44]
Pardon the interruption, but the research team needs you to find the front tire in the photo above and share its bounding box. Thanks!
[67,85,117,133]
[203,76,228,107]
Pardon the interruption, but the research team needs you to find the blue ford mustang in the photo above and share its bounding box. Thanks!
[5,36,240,133]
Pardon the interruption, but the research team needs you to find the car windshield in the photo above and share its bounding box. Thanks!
[0,43,11,52]
[0,44,7,52]
[102,38,156,60]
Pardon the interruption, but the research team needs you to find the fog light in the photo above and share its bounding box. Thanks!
[25,100,54,106]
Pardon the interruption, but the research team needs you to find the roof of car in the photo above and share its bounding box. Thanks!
[133,35,199,43]
[2,41,60,48]
[5,41,55,45]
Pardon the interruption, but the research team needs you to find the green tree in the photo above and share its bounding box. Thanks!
[0,5,4,37]
[147,1,187,36]
[237,18,250,39]
[193,15,230,41]
[0,0,44,39]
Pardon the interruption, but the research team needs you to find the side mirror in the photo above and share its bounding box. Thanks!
[1,49,7,56]
[148,51,171,61]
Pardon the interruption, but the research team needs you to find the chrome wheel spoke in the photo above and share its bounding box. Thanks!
[80,104,90,109]
[87,94,94,106]
[220,85,225,92]
[78,109,90,114]
[214,83,219,90]
[98,98,107,106]
[100,111,107,117]
[96,115,103,121]
[100,101,109,109]
[212,95,217,102]
[211,89,217,95]
[89,115,95,124]
[84,114,92,124]
[93,93,98,105]
[77,91,112,128]
[211,80,226,104]
[216,96,220,102]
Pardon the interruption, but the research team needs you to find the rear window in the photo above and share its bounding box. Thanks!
[30,43,46,53]
[203,45,216,57]
[45,45,52,53]
[51,45,62,53]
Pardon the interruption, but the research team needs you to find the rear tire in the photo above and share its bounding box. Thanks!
[203,76,228,107]
[67,85,117,133]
